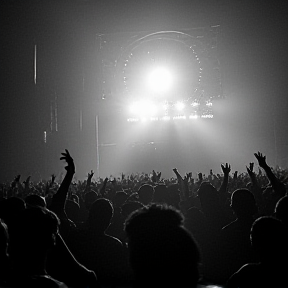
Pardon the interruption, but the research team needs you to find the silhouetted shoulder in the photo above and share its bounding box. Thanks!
[8,275,68,288]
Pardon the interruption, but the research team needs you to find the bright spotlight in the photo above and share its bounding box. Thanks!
[175,101,185,111]
[147,67,173,93]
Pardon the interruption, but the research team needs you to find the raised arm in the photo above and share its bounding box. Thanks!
[218,163,231,204]
[99,177,109,197]
[49,149,75,219]
[254,151,285,197]
[23,176,31,196]
[84,170,94,194]
[173,168,191,201]
[246,162,263,205]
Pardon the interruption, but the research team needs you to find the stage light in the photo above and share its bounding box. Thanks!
[201,114,214,118]
[173,115,186,120]
[191,102,199,107]
[189,114,199,119]
[127,118,140,122]
[147,67,173,93]
[175,101,185,111]
[162,116,171,121]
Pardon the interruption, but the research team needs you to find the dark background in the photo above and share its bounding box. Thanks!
[1,0,288,181]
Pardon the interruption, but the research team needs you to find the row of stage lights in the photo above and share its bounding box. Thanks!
[127,114,214,122]
[127,100,213,122]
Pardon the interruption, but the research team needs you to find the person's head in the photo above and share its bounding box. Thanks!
[167,184,181,208]
[113,191,128,208]
[153,184,169,204]
[65,199,80,223]
[88,198,113,233]
[230,189,257,218]
[125,204,200,287]
[13,207,60,255]
[197,182,219,213]
[0,197,26,227]
[121,201,144,220]
[137,184,154,205]
[250,216,288,263]
[84,191,98,211]
[25,194,46,208]
[275,195,288,224]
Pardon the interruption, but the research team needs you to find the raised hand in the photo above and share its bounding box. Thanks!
[173,168,183,181]
[100,177,109,196]
[15,174,21,183]
[11,174,21,188]
[60,149,75,174]
[51,174,56,184]
[254,151,267,168]
[183,174,189,183]
[221,163,231,175]
[23,176,31,186]
[87,170,94,180]
[110,177,117,186]
[246,162,254,176]
[218,163,231,201]
[152,170,158,183]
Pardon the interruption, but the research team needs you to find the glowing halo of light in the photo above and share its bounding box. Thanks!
[116,31,204,101]
[147,67,173,93]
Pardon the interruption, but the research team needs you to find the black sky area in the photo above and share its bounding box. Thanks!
[1,0,288,181]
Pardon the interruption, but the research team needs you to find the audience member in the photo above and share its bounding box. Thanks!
[8,206,68,288]
[125,204,200,288]
[227,216,288,288]
[69,198,131,286]
[219,189,258,282]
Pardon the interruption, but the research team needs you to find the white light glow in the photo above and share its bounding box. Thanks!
[201,114,214,118]
[162,116,171,121]
[189,115,199,119]
[175,101,185,111]
[162,103,169,111]
[173,115,186,120]
[127,118,139,122]
[147,67,173,93]
[206,101,213,106]
[129,100,158,117]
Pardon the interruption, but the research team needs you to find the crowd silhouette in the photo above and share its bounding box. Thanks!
[0,148,288,287]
